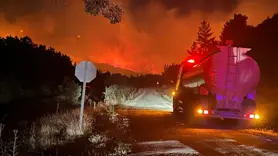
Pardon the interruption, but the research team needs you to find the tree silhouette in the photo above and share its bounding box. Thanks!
[220,14,254,47]
[162,64,181,84]
[187,20,217,57]
[249,14,278,87]
[0,36,75,102]
[84,0,124,24]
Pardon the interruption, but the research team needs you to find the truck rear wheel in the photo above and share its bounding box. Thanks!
[184,107,210,127]
[173,97,182,116]
[242,98,256,114]
[237,119,259,129]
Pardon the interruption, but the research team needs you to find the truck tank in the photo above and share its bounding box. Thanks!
[203,46,261,109]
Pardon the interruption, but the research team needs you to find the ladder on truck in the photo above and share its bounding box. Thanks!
[224,45,239,109]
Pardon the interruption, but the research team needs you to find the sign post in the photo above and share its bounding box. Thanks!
[75,61,97,131]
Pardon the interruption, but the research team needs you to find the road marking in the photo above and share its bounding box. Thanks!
[133,140,200,155]
[202,138,278,156]
[239,145,278,156]
[204,138,237,142]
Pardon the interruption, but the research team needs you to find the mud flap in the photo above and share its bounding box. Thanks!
[236,119,261,129]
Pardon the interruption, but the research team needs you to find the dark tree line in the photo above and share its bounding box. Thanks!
[0,36,75,103]
[0,36,168,104]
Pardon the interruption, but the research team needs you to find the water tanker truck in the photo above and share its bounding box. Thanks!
[173,44,261,127]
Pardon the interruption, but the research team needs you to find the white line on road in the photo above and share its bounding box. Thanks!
[203,138,237,142]
[134,148,199,156]
[203,138,278,156]
[137,140,185,146]
[239,145,278,156]
[133,140,200,156]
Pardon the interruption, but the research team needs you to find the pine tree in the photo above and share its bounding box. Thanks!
[188,20,217,57]
[197,20,215,48]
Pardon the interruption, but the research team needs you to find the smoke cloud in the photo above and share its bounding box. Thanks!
[0,0,277,73]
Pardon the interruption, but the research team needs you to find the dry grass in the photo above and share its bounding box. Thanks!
[0,124,20,156]
[0,103,131,156]
[30,103,131,155]
[29,109,94,150]
[1,83,134,155]
[86,110,131,156]
[104,84,174,105]
[104,85,138,105]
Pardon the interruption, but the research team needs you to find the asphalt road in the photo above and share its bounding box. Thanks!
[118,109,278,156]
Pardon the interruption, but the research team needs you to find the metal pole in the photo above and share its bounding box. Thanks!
[79,62,88,131]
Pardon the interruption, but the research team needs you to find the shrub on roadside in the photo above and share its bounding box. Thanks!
[29,109,94,150]
[104,85,137,105]
[55,77,81,105]
[0,124,22,156]
[87,134,132,156]
[1,101,131,156]
[86,103,132,156]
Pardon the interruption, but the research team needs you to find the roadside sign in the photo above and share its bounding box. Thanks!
[75,61,96,83]
[75,61,97,131]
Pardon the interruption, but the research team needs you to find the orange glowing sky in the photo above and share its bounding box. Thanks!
[0,0,277,73]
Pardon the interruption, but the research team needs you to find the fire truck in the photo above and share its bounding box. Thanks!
[173,42,261,127]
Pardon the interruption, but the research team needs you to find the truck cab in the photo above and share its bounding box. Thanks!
[173,45,261,127]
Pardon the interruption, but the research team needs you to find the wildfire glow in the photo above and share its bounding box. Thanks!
[0,0,276,73]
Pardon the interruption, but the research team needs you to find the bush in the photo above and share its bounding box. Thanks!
[29,109,94,150]
[86,102,132,156]
[56,77,81,105]
[1,102,131,155]
[0,124,21,156]
[87,133,131,156]
[104,85,137,105]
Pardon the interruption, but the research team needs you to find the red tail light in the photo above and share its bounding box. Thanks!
[203,110,209,115]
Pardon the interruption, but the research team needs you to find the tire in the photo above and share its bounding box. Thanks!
[242,98,256,114]
[172,107,180,117]
[173,95,186,116]
[239,99,258,129]
[237,119,255,129]
[183,105,209,127]
[172,97,180,115]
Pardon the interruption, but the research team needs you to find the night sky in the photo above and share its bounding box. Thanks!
[0,0,277,73]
